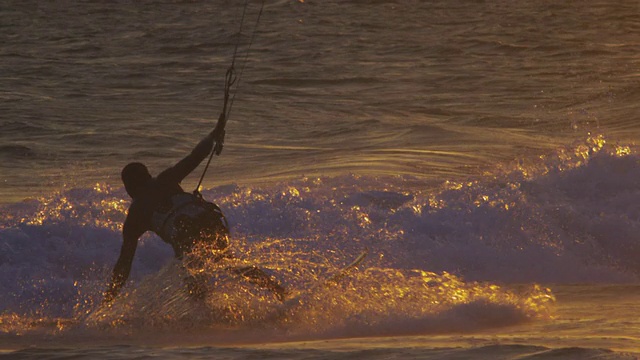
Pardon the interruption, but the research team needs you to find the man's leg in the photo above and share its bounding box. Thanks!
[231,266,286,302]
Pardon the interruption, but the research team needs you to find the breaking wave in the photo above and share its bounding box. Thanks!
[1,135,637,342]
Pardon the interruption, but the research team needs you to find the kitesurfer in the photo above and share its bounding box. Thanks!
[103,125,285,304]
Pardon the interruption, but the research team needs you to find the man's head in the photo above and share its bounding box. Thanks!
[121,162,152,199]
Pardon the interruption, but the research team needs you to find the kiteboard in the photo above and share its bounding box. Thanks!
[267,248,368,320]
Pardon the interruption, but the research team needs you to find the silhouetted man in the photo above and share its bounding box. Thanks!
[104,126,285,304]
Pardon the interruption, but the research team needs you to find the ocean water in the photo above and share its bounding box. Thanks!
[1,0,640,358]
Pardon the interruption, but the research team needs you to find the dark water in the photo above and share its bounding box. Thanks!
[0,343,636,360]
[2,0,639,202]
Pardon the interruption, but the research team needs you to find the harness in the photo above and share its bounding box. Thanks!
[151,193,229,250]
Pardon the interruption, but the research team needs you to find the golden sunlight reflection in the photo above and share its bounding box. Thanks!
[1,234,556,338]
[21,185,127,231]
[615,145,631,157]
[65,238,555,336]
[506,134,632,182]
[13,136,633,338]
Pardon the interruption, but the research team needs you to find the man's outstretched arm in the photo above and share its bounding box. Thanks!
[157,124,224,185]
[103,221,142,304]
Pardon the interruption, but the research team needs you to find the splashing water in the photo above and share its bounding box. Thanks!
[2,135,639,343]
[68,244,555,341]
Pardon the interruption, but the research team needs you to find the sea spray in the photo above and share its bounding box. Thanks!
[2,136,639,339]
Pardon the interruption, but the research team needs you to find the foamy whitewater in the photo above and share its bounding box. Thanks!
[2,0,640,359]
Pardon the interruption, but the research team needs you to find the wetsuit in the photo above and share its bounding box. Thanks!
[104,131,285,303]
[103,134,220,303]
